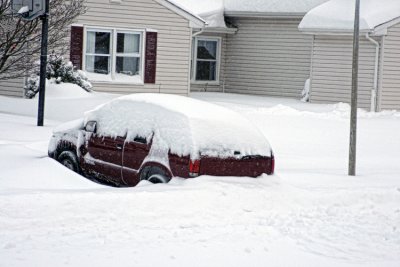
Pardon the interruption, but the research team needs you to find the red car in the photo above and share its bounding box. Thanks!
[48,94,274,186]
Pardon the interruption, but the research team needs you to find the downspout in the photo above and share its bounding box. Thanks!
[187,28,193,96]
[192,28,205,37]
[365,33,380,112]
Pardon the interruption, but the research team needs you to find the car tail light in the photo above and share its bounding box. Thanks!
[189,159,200,177]
[270,155,275,175]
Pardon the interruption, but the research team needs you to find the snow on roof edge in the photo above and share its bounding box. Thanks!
[299,0,400,34]
[158,0,207,27]
[224,11,307,18]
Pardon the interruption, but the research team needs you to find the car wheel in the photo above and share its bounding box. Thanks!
[140,166,171,184]
[58,151,80,173]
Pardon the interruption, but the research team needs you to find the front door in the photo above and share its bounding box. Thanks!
[83,134,124,184]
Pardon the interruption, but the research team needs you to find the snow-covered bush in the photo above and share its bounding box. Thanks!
[24,75,40,99]
[301,78,310,102]
[25,52,92,99]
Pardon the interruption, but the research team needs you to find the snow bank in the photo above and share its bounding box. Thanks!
[2,92,400,267]
[299,0,400,32]
[301,79,311,102]
[84,94,272,159]
[170,0,226,28]
[224,0,329,14]
[46,81,91,99]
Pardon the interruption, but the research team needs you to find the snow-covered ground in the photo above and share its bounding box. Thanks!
[0,86,399,267]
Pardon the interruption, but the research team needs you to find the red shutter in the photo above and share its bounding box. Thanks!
[70,26,84,70]
[144,31,158,84]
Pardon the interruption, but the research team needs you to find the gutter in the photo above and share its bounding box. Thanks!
[365,33,380,112]
[224,11,305,19]
[201,27,238,34]
[192,28,205,37]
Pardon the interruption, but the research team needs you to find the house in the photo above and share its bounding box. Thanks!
[299,0,400,111]
[1,0,399,111]
[0,0,328,99]
[0,0,207,97]
[173,0,330,97]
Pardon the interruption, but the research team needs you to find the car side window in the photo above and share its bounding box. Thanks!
[133,136,147,144]
[85,121,97,133]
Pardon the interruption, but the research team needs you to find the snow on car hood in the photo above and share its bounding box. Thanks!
[84,94,272,159]
[53,118,84,134]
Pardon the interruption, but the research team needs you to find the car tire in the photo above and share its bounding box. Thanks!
[140,166,171,184]
[58,151,80,173]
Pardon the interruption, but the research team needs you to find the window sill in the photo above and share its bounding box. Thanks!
[191,81,221,86]
[86,72,144,85]
[92,80,145,86]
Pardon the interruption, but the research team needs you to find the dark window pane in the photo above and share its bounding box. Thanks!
[86,55,110,74]
[94,56,110,74]
[117,33,124,54]
[116,57,140,76]
[197,40,217,60]
[117,33,140,54]
[196,61,216,81]
[95,32,110,54]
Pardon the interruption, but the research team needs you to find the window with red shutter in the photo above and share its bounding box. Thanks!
[144,32,158,84]
[70,26,84,70]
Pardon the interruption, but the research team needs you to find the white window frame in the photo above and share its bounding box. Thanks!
[191,36,221,84]
[83,26,145,84]
[84,28,112,75]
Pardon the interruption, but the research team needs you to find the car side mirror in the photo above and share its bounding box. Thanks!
[85,121,97,133]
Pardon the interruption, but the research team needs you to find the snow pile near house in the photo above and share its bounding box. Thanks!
[301,79,311,102]
[224,0,329,14]
[84,94,272,159]
[2,93,400,267]
[46,81,92,99]
[299,0,400,32]
[171,0,226,28]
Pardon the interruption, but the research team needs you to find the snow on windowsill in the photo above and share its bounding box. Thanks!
[191,80,220,86]
[86,72,144,85]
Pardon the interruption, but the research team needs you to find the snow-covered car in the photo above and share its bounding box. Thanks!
[48,94,274,186]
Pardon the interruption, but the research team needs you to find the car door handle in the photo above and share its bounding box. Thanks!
[116,144,123,150]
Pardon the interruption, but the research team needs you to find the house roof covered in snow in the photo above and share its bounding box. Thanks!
[157,0,206,28]
[224,0,330,17]
[168,0,226,28]
[299,0,400,34]
[169,0,330,29]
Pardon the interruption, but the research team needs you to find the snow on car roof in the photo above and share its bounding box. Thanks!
[84,94,272,159]
[299,0,400,33]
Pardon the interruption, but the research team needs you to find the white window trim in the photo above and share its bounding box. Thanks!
[85,28,112,76]
[191,36,222,85]
[83,26,145,85]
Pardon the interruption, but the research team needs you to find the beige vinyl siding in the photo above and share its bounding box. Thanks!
[224,18,312,97]
[72,0,191,95]
[0,78,24,97]
[310,35,376,110]
[191,33,227,92]
[380,23,400,110]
